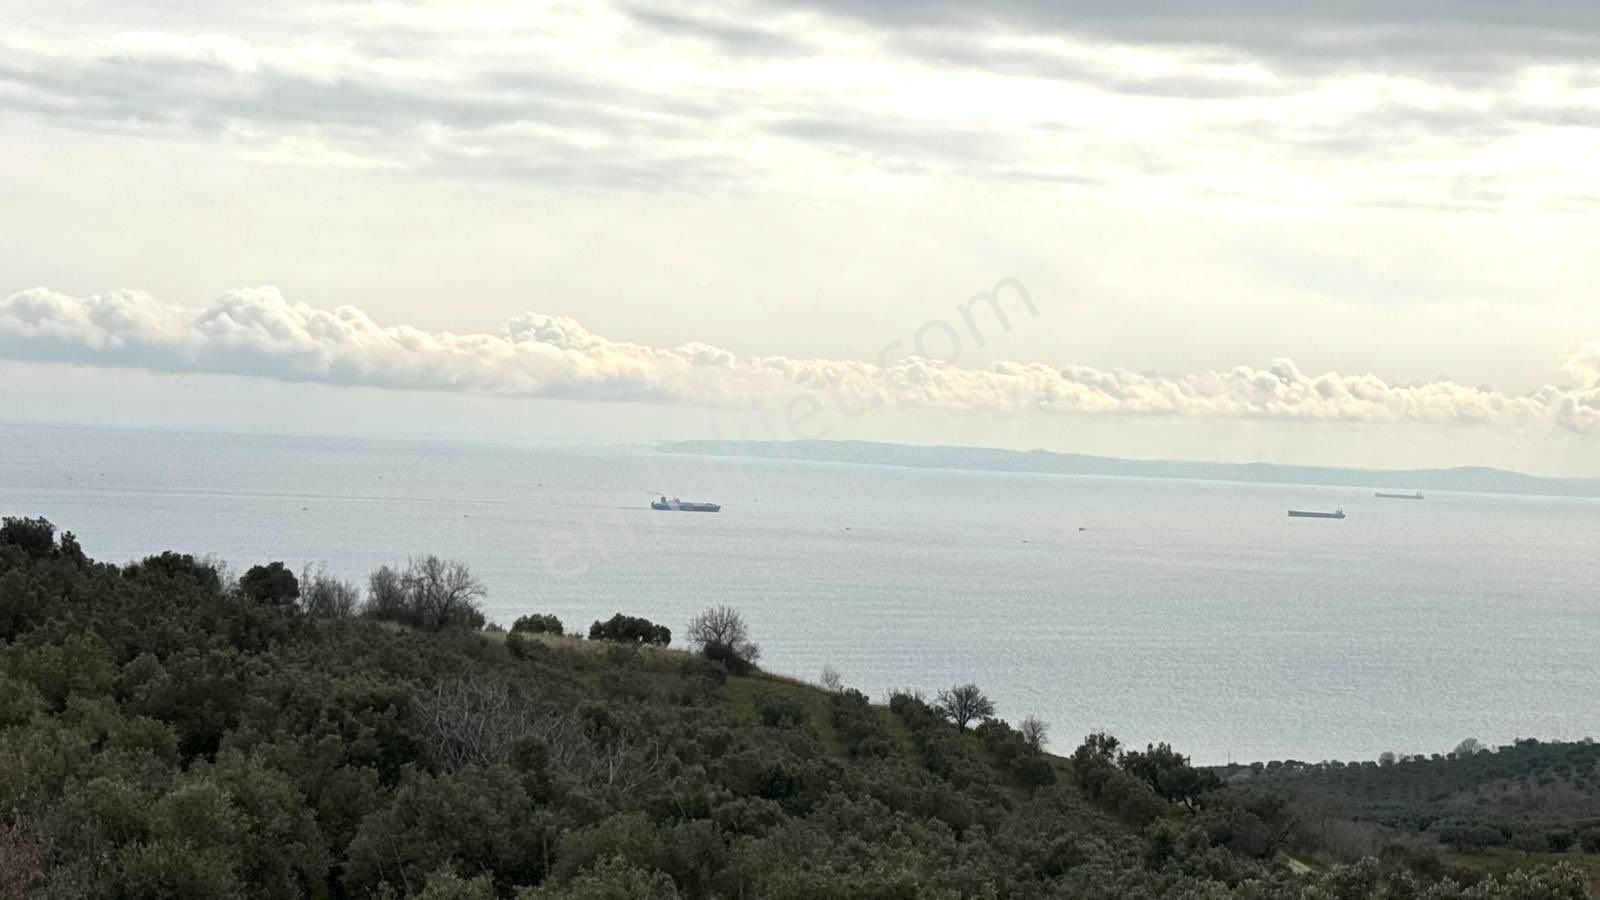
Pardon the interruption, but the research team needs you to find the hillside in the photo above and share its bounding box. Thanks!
[0,515,1591,899]
[662,440,1600,498]
[1221,742,1600,891]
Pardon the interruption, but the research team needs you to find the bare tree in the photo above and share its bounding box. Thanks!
[1452,737,1485,758]
[300,563,360,618]
[0,824,43,900]
[1019,715,1049,752]
[687,605,760,669]
[935,683,996,730]
[820,666,845,694]
[414,674,544,772]
[364,565,406,619]
[362,557,486,630]
[413,675,666,795]
[403,556,487,630]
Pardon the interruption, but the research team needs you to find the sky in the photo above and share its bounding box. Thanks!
[2,0,1600,474]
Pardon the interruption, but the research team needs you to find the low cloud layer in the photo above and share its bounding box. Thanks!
[6,287,1599,434]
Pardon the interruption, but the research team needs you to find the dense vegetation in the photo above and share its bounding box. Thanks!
[0,515,1591,898]
[1222,739,1600,886]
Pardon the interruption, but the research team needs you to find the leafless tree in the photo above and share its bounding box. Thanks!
[300,563,360,618]
[0,825,42,900]
[364,565,407,619]
[935,683,996,730]
[413,674,545,772]
[403,556,487,630]
[820,666,845,694]
[362,557,486,630]
[412,675,666,795]
[1019,715,1049,752]
[687,605,760,668]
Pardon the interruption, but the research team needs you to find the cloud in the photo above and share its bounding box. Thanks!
[3,2,1600,211]
[6,286,1600,434]
[771,0,1600,79]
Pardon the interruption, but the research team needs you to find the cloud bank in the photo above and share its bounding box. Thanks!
[5,287,1599,434]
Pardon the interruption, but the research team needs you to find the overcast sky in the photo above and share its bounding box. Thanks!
[3,0,1599,474]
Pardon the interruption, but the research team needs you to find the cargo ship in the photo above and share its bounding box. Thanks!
[1288,508,1345,519]
[652,496,721,513]
[1375,491,1424,500]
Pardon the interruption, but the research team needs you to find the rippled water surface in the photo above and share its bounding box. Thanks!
[6,423,1597,763]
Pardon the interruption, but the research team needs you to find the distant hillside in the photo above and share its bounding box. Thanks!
[662,440,1600,499]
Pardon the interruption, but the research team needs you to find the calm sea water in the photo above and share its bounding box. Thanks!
[4,423,1597,764]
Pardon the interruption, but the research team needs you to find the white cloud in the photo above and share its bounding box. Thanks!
[5,286,1599,434]
[3,1,1599,209]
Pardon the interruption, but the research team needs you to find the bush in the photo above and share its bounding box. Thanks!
[1580,827,1600,853]
[512,614,564,636]
[754,692,808,730]
[588,614,670,647]
[829,690,893,759]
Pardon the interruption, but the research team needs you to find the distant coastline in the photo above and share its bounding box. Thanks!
[662,439,1600,500]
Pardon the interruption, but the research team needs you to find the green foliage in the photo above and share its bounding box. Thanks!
[754,691,808,730]
[0,519,1588,900]
[0,516,56,558]
[588,614,670,647]
[240,561,301,606]
[514,613,565,636]
[1118,742,1222,810]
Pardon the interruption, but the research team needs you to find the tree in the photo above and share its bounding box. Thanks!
[512,614,565,636]
[403,556,487,630]
[1452,737,1485,758]
[1019,715,1049,752]
[362,557,486,631]
[240,562,301,607]
[934,683,995,730]
[1119,742,1221,811]
[819,666,845,694]
[300,564,359,618]
[1378,751,1397,768]
[686,606,760,672]
[0,516,55,558]
[587,614,670,647]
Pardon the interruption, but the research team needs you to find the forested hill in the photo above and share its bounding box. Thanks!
[0,515,1591,899]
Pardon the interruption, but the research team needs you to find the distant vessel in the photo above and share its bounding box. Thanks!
[1375,491,1424,500]
[652,496,721,513]
[1288,508,1346,519]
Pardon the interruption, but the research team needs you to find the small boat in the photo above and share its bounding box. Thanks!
[652,496,721,513]
[1375,491,1424,500]
[1288,508,1346,520]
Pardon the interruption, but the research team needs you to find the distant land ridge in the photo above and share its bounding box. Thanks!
[662,439,1600,499]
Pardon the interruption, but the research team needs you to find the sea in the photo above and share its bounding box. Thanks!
[4,422,1597,764]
